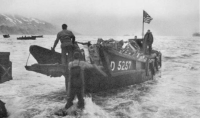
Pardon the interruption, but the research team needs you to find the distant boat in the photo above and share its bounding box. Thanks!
[193,32,200,37]
[3,34,10,38]
[17,36,36,40]
[31,35,43,38]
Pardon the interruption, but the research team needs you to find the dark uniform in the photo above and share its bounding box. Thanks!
[52,24,75,65]
[52,24,76,93]
[143,30,154,54]
[65,59,93,109]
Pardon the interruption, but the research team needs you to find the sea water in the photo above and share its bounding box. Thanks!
[0,35,200,118]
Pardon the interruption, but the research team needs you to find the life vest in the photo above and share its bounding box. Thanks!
[70,61,82,88]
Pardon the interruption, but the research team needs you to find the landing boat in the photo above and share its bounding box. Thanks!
[25,37,162,93]
[3,34,10,38]
[17,36,36,40]
[31,35,43,38]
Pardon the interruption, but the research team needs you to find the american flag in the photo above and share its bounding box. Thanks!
[143,10,153,24]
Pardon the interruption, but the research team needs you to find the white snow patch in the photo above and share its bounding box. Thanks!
[30,18,45,24]
[1,14,16,24]
[21,17,30,22]
[13,16,22,24]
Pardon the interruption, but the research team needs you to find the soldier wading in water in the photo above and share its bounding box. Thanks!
[55,52,93,116]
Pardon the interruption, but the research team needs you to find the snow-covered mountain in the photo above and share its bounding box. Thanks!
[0,14,57,34]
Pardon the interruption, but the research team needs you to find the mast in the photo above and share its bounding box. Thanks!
[142,10,144,38]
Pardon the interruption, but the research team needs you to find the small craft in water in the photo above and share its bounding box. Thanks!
[193,32,200,37]
[31,35,43,38]
[3,34,10,38]
[25,36,162,93]
[17,36,36,40]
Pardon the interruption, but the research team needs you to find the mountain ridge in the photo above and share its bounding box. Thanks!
[0,14,80,35]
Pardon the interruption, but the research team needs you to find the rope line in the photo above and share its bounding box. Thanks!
[26,53,31,66]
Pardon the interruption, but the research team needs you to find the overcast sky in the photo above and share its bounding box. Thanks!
[0,0,199,36]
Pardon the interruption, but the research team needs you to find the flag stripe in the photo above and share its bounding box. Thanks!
[144,17,153,20]
[144,18,152,21]
[144,19,152,21]
[143,10,153,24]
[144,19,152,22]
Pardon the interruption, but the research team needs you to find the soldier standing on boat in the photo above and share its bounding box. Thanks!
[143,30,154,54]
[52,24,75,65]
[65,52,93,110]
[52,24,76,92]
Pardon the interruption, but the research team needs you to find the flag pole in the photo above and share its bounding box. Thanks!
[142,10,144,38]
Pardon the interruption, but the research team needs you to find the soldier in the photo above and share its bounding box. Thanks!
[65,52,93,109]
[55,52,107,116]
[52,24,75,65]
[143,30,154,54]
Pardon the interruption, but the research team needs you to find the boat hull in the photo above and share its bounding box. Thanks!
[29,45,63,64]
[32,35,43,38]
[3,35,10,38]
[25,45,158,93]
[17,36,36,40]
[84,46,154,93]
[26,62,153,93]
[84,67,152,93]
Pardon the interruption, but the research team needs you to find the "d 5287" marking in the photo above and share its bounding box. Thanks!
[110,61,132,71]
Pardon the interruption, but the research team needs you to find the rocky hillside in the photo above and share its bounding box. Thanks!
[0,14,57,35]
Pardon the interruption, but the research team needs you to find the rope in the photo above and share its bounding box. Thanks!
[26,53,31,66]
